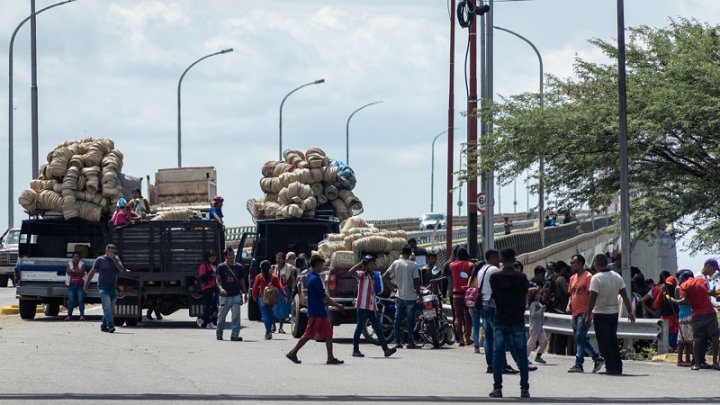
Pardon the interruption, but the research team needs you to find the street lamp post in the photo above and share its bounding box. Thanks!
[7,0,76,228]
[176,48,233,168]
[493,25,544,246]
[616,0,632,292]
[279,79,325,160]
[345,100,382,165]
[430,130,448,212]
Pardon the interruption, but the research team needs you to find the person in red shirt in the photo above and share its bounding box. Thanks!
[196,251,218,329]
[566,254,604,373]
[672,276,720,370]
[252,260,287,340]
[111,200,140,227]
[449,247,474,346]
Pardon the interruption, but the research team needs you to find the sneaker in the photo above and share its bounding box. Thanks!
[216,335,223,341]
[108,326,116,333]
[394,343,404,349]
[474,347,481,354]
[503,365,519,374]
[528,365,538,371]
[489,389,502,398]
[146,314,154,321]
[352,351,365,358]
[521,389,530,398]
[534,356,546,364]
[231,336,243,342]
[384,348,397,357]
[101,325,108,332]
[156,314,163,320]
[406,343,419,349]
[206,322,216,329]
[64,316,71,321]
[486,366,493,374]
[592,358,605,374]
[79,316,85,321]
[567,364,584,373]
[196,318,204,328]
[265,334,272,340]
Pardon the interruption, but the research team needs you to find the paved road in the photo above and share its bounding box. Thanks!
[0,308,716,404]
[0,286,17,308]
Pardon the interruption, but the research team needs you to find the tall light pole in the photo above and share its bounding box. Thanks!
[7,0,76,228]
[430,130,448,212]
[176,48,233,167]
[494,25,544,245]
[279,79,324,160]
[345,100,382,165]
[616,0,632,292]
[30,0,39,180]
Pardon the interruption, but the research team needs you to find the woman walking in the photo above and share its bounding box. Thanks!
[65,252,86,321]
[197,251,218,329]
[252,260,287,339]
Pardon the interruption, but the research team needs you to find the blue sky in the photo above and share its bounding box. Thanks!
[0,0,717,269]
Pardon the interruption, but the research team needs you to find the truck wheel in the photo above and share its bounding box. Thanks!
[362,312,394,345]
[248,297,261,321]
[43,303,60,317]
[290,295,307,338]
[0,275,9,287]
[19,300,37,320]
[124,317,140,327]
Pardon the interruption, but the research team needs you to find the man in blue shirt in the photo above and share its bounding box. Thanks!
[209,195,225,229]
[286,255,345,365]
[84,244,125,333]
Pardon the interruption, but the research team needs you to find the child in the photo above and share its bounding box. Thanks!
[527,287,548,364]
[675,270,694,367]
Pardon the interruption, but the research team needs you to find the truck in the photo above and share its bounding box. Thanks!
[238,217,340,322]
[0,228,20,287]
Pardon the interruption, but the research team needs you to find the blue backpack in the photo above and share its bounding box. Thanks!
[372,271,384,295]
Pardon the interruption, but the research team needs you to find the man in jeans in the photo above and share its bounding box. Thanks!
[489,248,530,399]
[383,245,421,349]
[585,254,635,375]
[84,244,125,333]
[567,254,604,373]
[215,247,247,341]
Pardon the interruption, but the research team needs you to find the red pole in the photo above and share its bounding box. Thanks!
[466,0,479,259]
[445,1,456,258]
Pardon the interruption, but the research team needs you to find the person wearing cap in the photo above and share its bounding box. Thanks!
[110,198,140,227]
[84,244,126,333]
[286,255,345,365]
[209,195,225,230]
[383,245,421,349]
[671,266,720,370]
[348,255,397,359]
[652,276,679,352]
[196,251,218,329]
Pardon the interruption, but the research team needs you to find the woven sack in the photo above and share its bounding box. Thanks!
[324,184,339,201]
[323,166,338,183]
[38,190,63,211]
[262,161,279,177]
[260,177,274,194]
[352,236,390,254]
[301,196,317,211]
[341,216,369,233]
[309,168,324,183]
[78,201,102,222]
[318,241,345,258]
[330,250,357,269]
[327,233,345,242]
[343,233,363,251]
[18,189,38,212]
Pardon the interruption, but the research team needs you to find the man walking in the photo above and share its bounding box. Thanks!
[84,244,125,333]
[489,248,530,399]
[215,247,247,341]
[349,255,397,358]
[383,245,421,349]
[584,254,635,375]
[286,255,345,365]
[567,254,604,373]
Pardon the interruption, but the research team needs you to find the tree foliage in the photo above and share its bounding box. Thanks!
[473,19,720,252]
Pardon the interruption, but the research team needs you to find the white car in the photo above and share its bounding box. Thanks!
[419,213,446,230]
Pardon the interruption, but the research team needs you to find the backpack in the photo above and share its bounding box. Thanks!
[539,275,560,308]
[372,271,384,295]
[263,282,279,306]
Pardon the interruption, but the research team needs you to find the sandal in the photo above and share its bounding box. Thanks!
[691,365,701,371]
[326,358,344,365]
[286,353,301,364]
[278,329,286,334]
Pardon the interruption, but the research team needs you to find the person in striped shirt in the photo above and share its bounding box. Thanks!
[350,255,397,358]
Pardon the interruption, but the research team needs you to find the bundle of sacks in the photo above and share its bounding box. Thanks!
[250,147,362,220]
[314,217,408,271]
[18,138,124,221]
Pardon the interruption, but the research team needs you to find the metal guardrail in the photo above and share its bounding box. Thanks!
[368,212,531,231]
[225,226,255,242]
[409,219,537,245]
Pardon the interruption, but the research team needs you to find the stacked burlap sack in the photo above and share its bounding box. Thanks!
[249,147,362,221]
[18,138,124,221]
[317,217,408,271]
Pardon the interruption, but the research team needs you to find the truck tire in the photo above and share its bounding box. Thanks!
[124,317,140,327]
[290,294,307,338]
[19,300,37,320]
[43,302,60,317]
[248,297,261,321]
[0,275,9,287]
[361,312,394,345]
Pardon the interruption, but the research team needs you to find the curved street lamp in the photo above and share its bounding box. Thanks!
[176,48,233,167]
[345,100,382,165]
[7,0,76,228]
[494,25,545,246]
[279,79,324,160]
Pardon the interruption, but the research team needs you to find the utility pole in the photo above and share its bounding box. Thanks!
[445,0,456,258]
[483,0,495,251]
[616,0,632,292]
[30,0,40,179]
[466,0,479,260]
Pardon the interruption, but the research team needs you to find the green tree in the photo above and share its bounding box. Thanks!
[474,19,720,252]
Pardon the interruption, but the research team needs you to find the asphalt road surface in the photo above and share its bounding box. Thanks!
[0,286,17,308]
[0,307,716,405]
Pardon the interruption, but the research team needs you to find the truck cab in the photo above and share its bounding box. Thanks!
[0,228,20,287]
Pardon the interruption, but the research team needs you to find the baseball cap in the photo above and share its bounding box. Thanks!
[361,255,375,264]
[665,276,677,286]
[704,258,719,271]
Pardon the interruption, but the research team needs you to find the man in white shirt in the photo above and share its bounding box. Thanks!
[585,254,635,375]
[384,245,421,349]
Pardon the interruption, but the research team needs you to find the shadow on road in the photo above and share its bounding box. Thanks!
[0,393,714,403]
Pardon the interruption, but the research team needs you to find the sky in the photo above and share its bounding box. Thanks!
[0,0,717,270]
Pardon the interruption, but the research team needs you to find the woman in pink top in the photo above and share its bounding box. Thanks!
[65,252,86,321]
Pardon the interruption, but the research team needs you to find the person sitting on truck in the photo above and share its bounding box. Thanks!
[129,188,150,218]
[197,251,218,329]
[209,195,225,230]
[65,252,86,321]
[84,244,125,333]
[215,247,248,341]
[286,255,345,365]
[111,198,140,227]
[349,255,397,359]
[252,260,287,340]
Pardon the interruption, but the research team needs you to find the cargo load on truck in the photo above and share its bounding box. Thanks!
[146,166,217,221]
